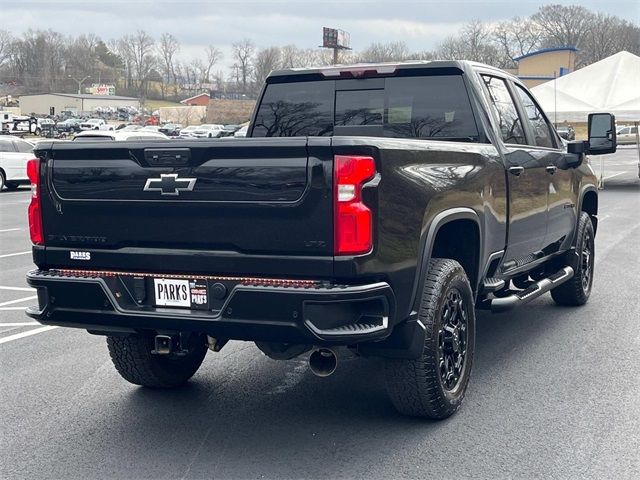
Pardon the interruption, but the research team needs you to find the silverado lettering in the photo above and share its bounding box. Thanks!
[25,60,616,419]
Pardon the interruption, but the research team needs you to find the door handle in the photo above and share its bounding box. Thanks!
[546,165,557,174]
[508,166,524,176]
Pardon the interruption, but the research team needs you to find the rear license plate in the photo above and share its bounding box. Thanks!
[153,278,209,309]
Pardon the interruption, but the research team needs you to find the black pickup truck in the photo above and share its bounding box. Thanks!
[25,61,617,419]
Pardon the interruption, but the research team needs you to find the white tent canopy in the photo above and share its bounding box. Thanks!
[531,51,640,123]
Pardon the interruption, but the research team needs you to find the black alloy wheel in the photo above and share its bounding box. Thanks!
[438,288,468,391]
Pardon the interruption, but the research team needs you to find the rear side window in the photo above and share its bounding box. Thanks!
[514,85,557,148]
[0,139,16,152]
[252,80,334,137]
[13,139,33,153]
[383,76,478,139]
[252,74,479,141]
[481,75,525,145]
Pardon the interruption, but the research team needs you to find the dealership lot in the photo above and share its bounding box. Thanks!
[0,149,638,479]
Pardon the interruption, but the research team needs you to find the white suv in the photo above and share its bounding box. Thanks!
[191,124,225,138]
[80,118,106,130]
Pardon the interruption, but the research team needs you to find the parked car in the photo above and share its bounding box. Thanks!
[179,125,198,138]
[73,130,169,141]
[25,60,615,420]
[616,124,638,144]
[80,118,106,130]
[0,135,34,190]
[234,125,248,137]
[159,123,182,137]
[56,118,83,134]
[141,125,161,133]
[16,117,54,136]
[191,124,225,138]
[556,125,575,140]
[219,124,240,137]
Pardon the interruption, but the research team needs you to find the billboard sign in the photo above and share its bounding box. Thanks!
[323,27,351,49]
[89,84,116,96]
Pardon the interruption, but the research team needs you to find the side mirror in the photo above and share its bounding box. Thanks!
[587,113,616,155]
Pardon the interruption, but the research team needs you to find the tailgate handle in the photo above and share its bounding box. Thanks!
[144,148,191,166]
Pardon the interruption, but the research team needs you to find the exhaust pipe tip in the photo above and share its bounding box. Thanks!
[309,348,338,377]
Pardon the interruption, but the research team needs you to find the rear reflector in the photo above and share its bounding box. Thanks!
[334,155,376,255]
[27,158,43,245]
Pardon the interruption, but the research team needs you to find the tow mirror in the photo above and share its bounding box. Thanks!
[587,113,616,155]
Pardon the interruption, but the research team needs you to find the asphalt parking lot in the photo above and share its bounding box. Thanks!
[0,147,638,479]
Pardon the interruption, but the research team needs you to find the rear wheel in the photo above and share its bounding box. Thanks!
[107,333,208,388]
[551,212,595,306]
[0,170,5,190]
[385,258,475,419]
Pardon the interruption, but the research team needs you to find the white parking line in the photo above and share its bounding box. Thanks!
[0,307,31,311]
[0,295,37,307]
[0,251,31,259]
[0,286,35,292]
[0,228,21,233]
[0,326,58,345]
[0,322,40,327]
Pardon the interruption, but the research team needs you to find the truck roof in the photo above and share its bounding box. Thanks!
[267,60,514,82]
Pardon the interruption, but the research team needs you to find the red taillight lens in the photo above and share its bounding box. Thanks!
[27,158,43,245]
[334,155,376,255]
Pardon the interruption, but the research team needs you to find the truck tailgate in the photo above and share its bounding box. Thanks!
[37,138,334,276]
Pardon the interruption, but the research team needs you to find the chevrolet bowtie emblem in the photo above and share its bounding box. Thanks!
[143,174,197,196]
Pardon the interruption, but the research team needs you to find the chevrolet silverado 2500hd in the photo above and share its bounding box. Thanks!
[25,61,617,419]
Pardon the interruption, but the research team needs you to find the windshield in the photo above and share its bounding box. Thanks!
[252,74,479,141]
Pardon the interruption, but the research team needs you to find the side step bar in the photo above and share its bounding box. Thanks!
[490,267,574,313]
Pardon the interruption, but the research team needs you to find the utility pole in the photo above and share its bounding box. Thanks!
[68,75,91,95]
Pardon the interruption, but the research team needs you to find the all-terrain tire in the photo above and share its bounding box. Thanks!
[385,259,475,419]
[107,333,208,388]
[551,212,595,306]
[0,170,6,191]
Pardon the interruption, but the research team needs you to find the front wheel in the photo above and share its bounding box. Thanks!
[385,258,475,419]
[107,333,208,388]
[551,212,595,306]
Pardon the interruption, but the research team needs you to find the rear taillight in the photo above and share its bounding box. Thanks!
[334,155,376,255]
[27,158,43,245]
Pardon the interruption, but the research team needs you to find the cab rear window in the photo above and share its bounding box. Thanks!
[252,74,479,141]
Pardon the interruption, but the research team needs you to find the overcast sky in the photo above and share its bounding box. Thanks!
[3,0,639,70]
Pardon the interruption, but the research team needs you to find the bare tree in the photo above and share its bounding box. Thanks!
[191,58,206,84]
[436,20,501,66]
[532,4,592,64]
[232,38,255,93]
[122,30,156,96]
[492,17,543,68]
[9,29,66,93]
[356,41,410,63]
[253,47,281,89]
[158,33,180,98]
[0,30,13,68]
[203,45,222,83]
[581,14,640,65]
